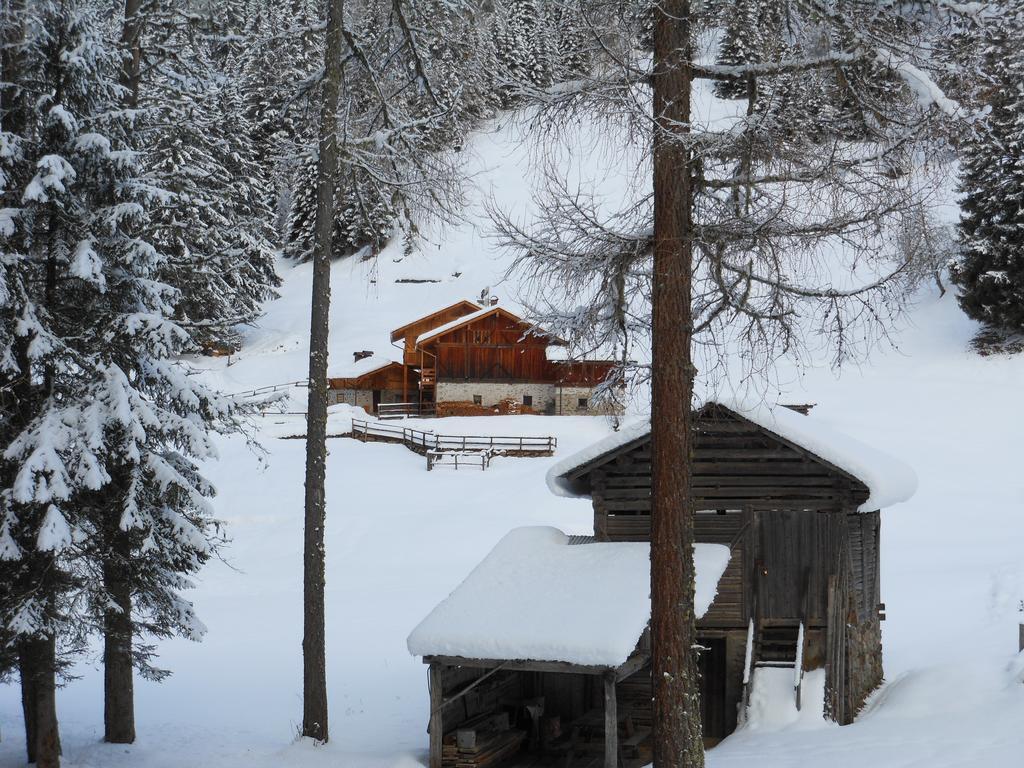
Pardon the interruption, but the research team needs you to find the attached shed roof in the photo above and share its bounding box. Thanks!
[546,399,917,512]
[406,526,731,668]
[327,356,401,381]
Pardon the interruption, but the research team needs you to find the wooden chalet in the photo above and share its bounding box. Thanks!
[327,358,413,412]
[409,400,916,767]
[343,300,621,415]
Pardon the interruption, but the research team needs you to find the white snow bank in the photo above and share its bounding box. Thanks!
[742,667,829,732]
[407,526,731,667]
[547,400,917,512]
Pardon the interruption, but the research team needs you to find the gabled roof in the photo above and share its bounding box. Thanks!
[327,357,403,383]
[389,300,483,343]
[546,399,918,512]
[407,526,730,667]
[414,305,556,347]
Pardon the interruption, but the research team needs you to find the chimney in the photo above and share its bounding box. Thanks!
[489,295,499,306]
[353,350,374,363]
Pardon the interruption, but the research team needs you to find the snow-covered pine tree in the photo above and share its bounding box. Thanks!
[494,0,553,102]
[714,0,761,99]
[1,0,250,757]
[952,8,1024,335]
[144,50,279,352]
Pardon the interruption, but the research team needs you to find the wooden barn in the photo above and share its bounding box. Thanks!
[385,300,619,415]
[408,400,916,767]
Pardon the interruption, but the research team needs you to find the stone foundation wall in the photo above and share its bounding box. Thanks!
[436,381,621,415]
[327,388,406,411]
[436,381,557,412]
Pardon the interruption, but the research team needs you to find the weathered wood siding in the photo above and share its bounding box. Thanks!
[574,404,886,729]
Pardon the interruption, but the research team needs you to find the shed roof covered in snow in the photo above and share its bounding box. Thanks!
[547,399,917,512]
[407,526,731,668]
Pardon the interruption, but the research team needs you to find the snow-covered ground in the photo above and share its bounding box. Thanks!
[2,114,1024,767]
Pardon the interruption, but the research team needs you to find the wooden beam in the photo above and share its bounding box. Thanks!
[614,653,650,681]
[424,655,612,676]
[428,662,443,768]
[604,671,618,768]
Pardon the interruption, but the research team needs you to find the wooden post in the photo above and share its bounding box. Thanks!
[1018,623,1023,653]
[429,663,443,768]
[604,671,618,768]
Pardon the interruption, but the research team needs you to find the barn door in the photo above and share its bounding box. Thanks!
[753,509,806,620]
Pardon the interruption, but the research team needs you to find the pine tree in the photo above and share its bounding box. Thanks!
[714,0,760,100]
[951,10,1024,334]
[1,0,249,759]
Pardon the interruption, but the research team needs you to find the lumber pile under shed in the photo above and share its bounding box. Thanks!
[441,711,526,768]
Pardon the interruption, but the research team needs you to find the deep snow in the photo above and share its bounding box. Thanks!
[2,114,1024,768]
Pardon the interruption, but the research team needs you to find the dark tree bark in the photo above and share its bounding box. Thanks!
[103,522,135,744]
[119,0,143,107]
[19,646,37,764]
[21,635,61,768]
[301,0,346,743]
[650,0,703,766]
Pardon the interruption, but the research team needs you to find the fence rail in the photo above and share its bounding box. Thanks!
[350,419,556,456]
[427,450,491,471]
[376,402,436,419]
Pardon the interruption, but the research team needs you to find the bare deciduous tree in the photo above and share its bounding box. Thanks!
[493,0,978,763]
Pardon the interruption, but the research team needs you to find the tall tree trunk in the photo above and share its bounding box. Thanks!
[119,0,143,107]
[19,645,37,764]
[22,635,61,768]
[103,522,135,743]
[301,0,345,743]
[650,0,703,766]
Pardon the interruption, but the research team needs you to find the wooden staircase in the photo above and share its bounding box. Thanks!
[419,367,436,406]
[742,619,807,716]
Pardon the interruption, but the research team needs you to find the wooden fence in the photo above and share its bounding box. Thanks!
[350,419,556,457]
[376,402,436,419]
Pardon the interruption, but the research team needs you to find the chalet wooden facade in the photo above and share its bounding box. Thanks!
[408,401,916,767]
[331,300,619,416]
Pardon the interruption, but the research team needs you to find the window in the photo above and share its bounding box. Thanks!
[473,394,482,405]
[523,395,533,406]
[577,397,589,409]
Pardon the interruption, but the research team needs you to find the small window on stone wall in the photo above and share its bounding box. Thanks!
[523,395,533,406]
[577,397,589,409]
[473,394,482,405]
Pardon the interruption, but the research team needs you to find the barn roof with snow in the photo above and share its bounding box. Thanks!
[407,526,730,668]
[548,399,917,513]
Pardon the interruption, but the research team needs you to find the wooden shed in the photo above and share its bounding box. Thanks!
[547,400,917,739]
[407,527,731,768]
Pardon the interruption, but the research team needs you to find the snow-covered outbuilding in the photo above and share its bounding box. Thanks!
[407,527,731,768]
[546,400,917,742]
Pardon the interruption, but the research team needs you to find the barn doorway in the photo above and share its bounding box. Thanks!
[372,389,382,413]
[698,637,728,743]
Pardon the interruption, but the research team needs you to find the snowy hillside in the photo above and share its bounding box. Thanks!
[2,115,1024,768]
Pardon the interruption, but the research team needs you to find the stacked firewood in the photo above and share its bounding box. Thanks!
[441,712,526,768]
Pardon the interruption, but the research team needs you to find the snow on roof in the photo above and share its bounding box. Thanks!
[327,356,399,380]
[547,400,918,512]
[407,526,731,667]
[414,305,510,345]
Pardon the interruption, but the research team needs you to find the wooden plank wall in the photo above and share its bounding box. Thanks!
[431,315,551,382]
